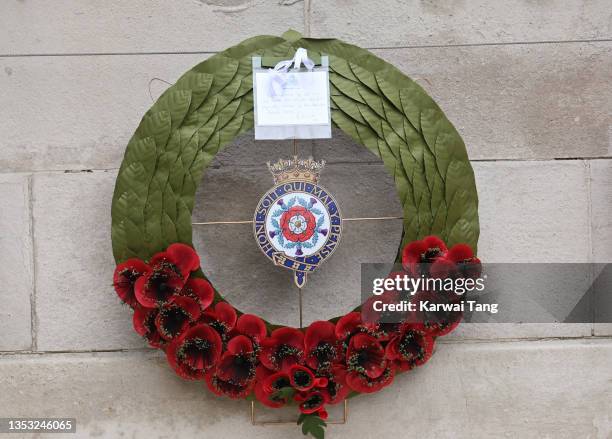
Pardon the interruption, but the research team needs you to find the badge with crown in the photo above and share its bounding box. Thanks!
[253,156,342,287]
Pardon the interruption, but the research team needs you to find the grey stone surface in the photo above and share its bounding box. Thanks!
[590,159,612,336]
[311,128,382,164]
[447,323,592,341]
[194,161,401,222]
[373,43,612,160]
[474,161,591,263]
[591,160,612,262]
[213,132,314,168]
[0,54,207,172]
[0,0,304,54]
[3,43,610,173]
[32,171,144,351]
[0,174,33,350]
[310,0,612,48]
[0,339,610,438]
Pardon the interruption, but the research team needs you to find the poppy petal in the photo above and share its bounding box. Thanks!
[167,243,200,278]
[227,335,254,355]
[214,302,238,331]
[183,278,215,311]
[345,367,394,393]
[423,235,448,252]
[288,365,315,391]
[305,321,335,351]
[113,259,150,307]
[446,243,474,263]
[236,314,267,342]
[335,312,362,340]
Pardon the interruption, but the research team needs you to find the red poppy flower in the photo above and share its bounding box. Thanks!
[385,324,435,371]
[235,314,267,344]
[345,333,387,379]
[113,258,151,307]
[429,257,458,279]
[407,290,463,336]
[133,305,164,348]
[150,243,200,279]
[319,365,351,404]
[134,266,184,308]
[181,278,215,312]
[447,244,482,278]
[215,335,256,386]
[280,206,316,242]
[288,364,316,391]
[201,302,238,340]
[205,370,255,399]
[402,235,448,275]
[447,243,474,262]
[155,295,201,341]
[345,365,395,394]
[166,324,222,380]
[262,371,291,394]
[335,312,369,341]
[260,327,304,372]
[254,366,291,408]
[360,290,405,341]
[304,321,340,371]
[297,390,326,414]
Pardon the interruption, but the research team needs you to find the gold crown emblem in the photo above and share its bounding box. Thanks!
[267,156,326,184]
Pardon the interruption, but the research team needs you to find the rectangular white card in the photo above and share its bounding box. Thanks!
[254,70,330,126]
[253,62,332,140]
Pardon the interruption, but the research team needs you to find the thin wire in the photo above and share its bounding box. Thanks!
[148,77,173,102]
[298,286,303,328]
[192,216,403,225]
[293,137,303,329]
[250,399,348,425]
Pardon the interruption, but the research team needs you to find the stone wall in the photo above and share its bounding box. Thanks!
[1,1,611,437]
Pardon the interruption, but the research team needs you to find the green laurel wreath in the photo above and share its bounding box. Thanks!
[111,29,479,321]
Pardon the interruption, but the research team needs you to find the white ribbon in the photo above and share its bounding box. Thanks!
[269,47,315,97]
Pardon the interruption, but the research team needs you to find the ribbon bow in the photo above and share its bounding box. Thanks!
[269,48,315,97]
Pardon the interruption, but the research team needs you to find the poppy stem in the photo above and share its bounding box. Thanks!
[298,285,303,328]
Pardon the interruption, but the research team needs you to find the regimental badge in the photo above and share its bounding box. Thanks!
[253,156,342,288]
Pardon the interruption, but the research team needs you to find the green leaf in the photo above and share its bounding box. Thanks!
[111,30,480,323]
[271,386,296,402]
[297,413,327,439]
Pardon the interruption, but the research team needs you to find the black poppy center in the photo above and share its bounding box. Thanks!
[273,376,291,390]
[398,333,424,361]
[303,393,324,410]
[313,342,335,364]
[293,370,312,388]
[273,344,301,366]
[213,376,246,396]
[421,247,442,263]
[161,307,189,337]
[348,346,383,374]
[180,337,213,369]
[228,355,255,384]
[150,271,175,302]
[209,320,228,336]
[118,268,141,288]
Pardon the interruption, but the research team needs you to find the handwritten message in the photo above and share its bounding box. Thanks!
[254,70,330,126]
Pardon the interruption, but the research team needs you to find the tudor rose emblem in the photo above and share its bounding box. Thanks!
[253,156,342,287]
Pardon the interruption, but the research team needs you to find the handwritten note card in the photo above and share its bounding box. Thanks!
[254,70,330,127]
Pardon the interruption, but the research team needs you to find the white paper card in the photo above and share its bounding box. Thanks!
[254,70,330,127]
